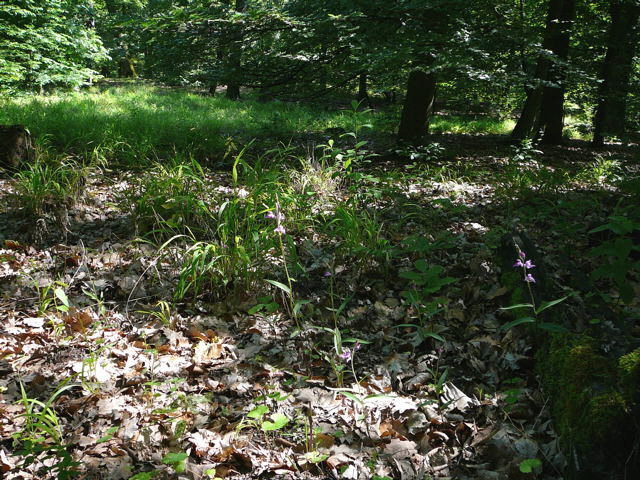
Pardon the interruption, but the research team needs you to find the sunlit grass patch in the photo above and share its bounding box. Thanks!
[430,115,515,135]
[0,85,383,166]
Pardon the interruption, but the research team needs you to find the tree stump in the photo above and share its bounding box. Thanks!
[0,125,33,170]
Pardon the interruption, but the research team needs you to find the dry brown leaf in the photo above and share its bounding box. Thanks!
[314,433,335,449]
[63,307,95,333]
[193,341,224,363]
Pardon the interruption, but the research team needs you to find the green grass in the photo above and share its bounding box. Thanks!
[430,115,516,135]
[11,154,91,218]
[0,85,383,166]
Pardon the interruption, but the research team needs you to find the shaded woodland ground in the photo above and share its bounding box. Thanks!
[0,85,639,480]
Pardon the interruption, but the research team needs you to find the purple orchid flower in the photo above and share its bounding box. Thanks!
[339,348,352,362]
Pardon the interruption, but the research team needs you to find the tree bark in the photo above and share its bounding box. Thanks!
[397,70,437,145]
[512,0,575,143]
[592,0,640,146]
[539,0,575,144]
[357,72,371,108]
[225,0,246,100]
[118,57,137,78]
[511,80,544,141]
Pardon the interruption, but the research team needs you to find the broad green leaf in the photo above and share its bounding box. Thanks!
[248,304,263,315]
[535,296,568,314]
[339,391,363,405]
[422,331,445,342]
[293,299,311,316]
[399,271,422,281]
[265,279,291,295]
[261,412,289,431]
[247,405,269,419]
[414,259,428,272]
[162,452,188,464]
[500,317,535,330]
[54,288,69,307]
[537,322,569,333]
[519,458,541,473]
[305,451,329,463]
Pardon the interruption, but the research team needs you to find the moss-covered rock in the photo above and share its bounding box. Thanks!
[619,348,640,402]
[538,334,639,479]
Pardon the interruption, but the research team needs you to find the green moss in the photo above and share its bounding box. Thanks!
[583,392,628,442]
[538,335,617,451]
[619,348,640,402]
[537,334,640,480]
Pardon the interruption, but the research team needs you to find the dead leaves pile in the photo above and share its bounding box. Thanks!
[0,169,571,480]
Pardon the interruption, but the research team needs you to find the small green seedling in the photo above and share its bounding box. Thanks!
[519,458,542,473]
[162,451,188,474]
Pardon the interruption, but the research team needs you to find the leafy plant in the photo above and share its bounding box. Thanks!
[315,327,366,387]
[137,300,175,327]
[519,457,542,473]
[238,391,291,437]
[589,208,640,304]
[248,295,280,315]
[125,157,214,240]
[34,280,71,317]
[396,260,456,343]
[329,204,394,270]
[317,101,376,193]
[162,452,189,474]
[12,156,89,220]
[13,381,80,479]
[495,141,569,199]
[501,249,569,331]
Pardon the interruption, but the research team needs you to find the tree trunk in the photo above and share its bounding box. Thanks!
[512,0,575,143]
[225,0,246,100]
[539,0,575,144]
[511,83,544,141]
[397,70,437,145]
[592,0,640,146]
[0,125,33,170]
[118,57,137,78]
[225,83,240,100]
[357,72,371,108]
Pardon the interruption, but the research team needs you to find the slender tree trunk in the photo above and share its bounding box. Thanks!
[357,72,371,107]
[539,0,575,144]
[511,75,545,141]
[397,70,437,144]
[512,0,575,143]
[592,0,640,146]
[225,0,246,100]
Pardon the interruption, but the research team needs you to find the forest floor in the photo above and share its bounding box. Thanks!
[0,87,639,480]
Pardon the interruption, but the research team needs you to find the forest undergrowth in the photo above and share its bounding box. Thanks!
[1,87,639,480]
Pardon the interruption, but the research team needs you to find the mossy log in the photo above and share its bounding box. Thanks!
[0,125,33,170]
